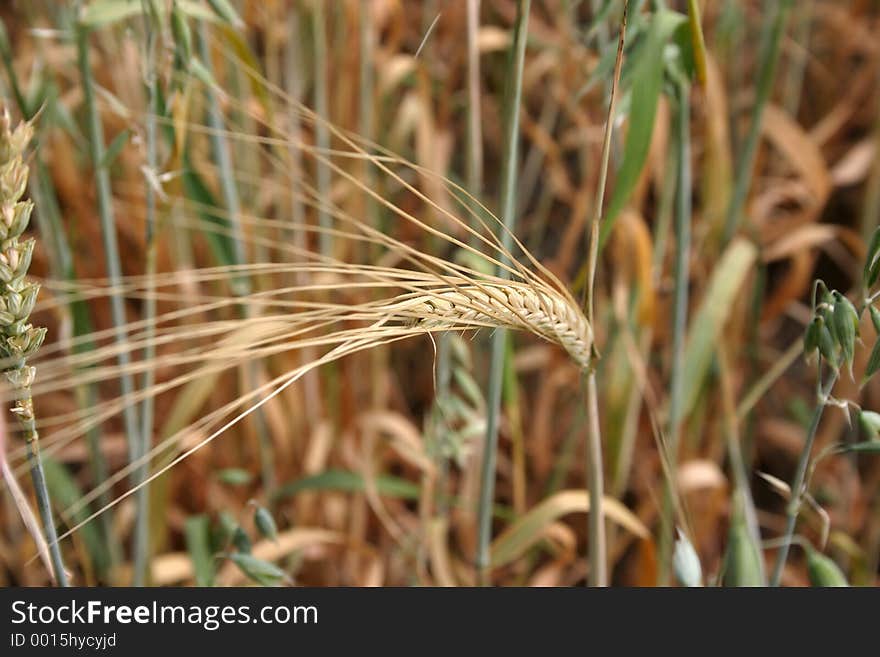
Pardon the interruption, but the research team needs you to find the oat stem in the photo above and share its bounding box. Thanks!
[769,369,838,586]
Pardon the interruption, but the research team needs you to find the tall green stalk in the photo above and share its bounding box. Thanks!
[476,0,530,586]
[30,153,121,577]
[76,15,144,584]
[197,22,275,494]
[131,1,164,586]
[721,0,793,244]
[658,82,692,585]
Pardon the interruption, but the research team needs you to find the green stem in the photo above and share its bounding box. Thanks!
[659,82,692,585]
[29,160,121,574]
[584,372,606,585]
[721,0,793,244]
[132,8,160,588]
[26,437,68,586]
[15,377,68,586]
[198,22,276,494]
[76,16,144,583]
[769,370,838,586]
[476,0,530,586]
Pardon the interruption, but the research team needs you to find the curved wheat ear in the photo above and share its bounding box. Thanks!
[383,284,592,370]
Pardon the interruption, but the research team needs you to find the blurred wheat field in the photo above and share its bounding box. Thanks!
[1,0,880,587]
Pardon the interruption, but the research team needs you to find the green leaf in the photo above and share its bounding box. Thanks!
[176,0,223,22]
[584,0,616,41]
[24,73,52,122]
[577,12,647,100]
[81,0,145,28]
[79,0,217,29]
[599,9,687,246]
[681,239,757,417]
[181,152,239,267]
[272,469,421,502]
[206,0,244,27]
[228,553,287,587]
[669,21,696,84]
[870,305,880,335]
[189,58,218,89]
[836,441,880,455]
[863,227,880,288]
[862,339,880,385]
[99,129,131,170]
[171,3,193,64]
[184,515,216,586]
[42,458,110,577]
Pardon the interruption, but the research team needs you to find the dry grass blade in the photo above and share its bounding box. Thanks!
[490,490,649,569]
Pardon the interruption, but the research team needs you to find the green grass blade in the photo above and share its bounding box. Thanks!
[680,239,757,418]
[599,9,685,247]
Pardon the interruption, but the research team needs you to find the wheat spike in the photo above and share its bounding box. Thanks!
[384,284,592,370]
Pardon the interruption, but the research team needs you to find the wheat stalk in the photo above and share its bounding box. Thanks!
[0,107,67,585]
